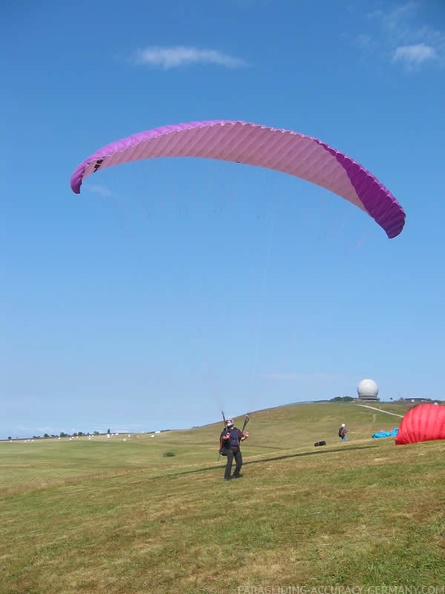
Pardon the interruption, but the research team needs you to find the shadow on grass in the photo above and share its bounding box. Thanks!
[244,444,377,466]
[165,444,377,480]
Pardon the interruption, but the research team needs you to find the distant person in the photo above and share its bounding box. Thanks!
[220,419,249,481]
[338,423,348,442]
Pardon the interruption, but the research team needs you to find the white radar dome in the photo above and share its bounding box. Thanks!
[357,378,379,399]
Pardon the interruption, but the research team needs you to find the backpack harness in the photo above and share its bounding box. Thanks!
[220,428,241,455]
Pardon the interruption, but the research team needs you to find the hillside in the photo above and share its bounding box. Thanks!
[1,401,443,593]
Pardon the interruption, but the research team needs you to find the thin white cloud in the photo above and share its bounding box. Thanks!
[355,34,374,51]
[358,2,445,70]
[393,42,437,67]
[84,184,133,229]
[372,1,418,40]
[133,46,248,69]
[86,184,117,198]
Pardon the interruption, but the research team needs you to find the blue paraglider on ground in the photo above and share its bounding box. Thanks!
[372,428,399,439]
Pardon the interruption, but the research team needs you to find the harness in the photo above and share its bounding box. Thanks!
[228,428,240,449]
[220,428,241,454]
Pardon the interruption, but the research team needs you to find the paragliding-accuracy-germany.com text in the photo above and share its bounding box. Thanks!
[236,587,445,594]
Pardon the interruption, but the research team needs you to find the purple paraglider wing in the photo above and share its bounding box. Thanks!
[70,120,405,238]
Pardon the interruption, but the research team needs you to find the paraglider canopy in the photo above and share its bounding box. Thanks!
[395,404,445,445]
[70,120,406,239]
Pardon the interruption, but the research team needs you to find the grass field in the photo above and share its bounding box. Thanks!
[1,402,444,593]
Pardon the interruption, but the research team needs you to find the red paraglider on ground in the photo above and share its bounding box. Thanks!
[395,404,445,445]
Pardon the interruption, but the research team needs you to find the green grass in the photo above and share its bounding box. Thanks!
[1,402,444,593]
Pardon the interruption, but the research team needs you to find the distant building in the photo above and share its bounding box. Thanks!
[401,397,434,404]
[357,378,379,402]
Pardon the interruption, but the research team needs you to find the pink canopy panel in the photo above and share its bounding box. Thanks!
[395,404,445,445]
[70,120,405,238]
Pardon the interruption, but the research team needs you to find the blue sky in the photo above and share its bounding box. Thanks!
[1,0,444,439]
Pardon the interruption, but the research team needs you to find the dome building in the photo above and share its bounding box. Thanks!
[357,378,379,401]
